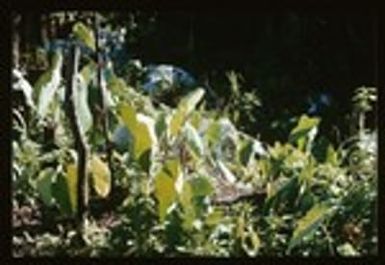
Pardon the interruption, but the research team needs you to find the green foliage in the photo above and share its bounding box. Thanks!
[73,22,96,51]
[12,12,377,257]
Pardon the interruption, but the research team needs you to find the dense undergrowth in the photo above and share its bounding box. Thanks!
[11,13,377,257]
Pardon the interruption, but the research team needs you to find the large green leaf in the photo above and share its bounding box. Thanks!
[205,120,221,145]
[52,173,72,216]
[73,22,96,51]
[35,50,63,119]
[119,103,137,133]
[169,88,205,137]
[89,155,111,198]
[75,73,93,134]
[179,87,205,115]
[119,103,157,168]
[154,159,181,221]
[190,176,214,197]
[179,181,195,229]
[288,203,335,252]
[289,115,320,151]
[134,113,157,168]
[169,108,185,137]
[36,168,55,206]
[184,122,204,158]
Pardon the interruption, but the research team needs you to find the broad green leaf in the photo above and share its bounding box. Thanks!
[179,181,195,229]
[52,173,72,215]
[35,51,63,119]
[289,115,320,150]
[205,209,224,226]
[119,103,157,168]
[288,203,335,251]
[190,176,214,197]
[179,87,205,115]
[326,144,339,166]
[190,111,201,129]
[65,163,78,214]
[205,120,221,145]
[89,155,111,198]
[36,168,55,206]
[119,103,137,133]
[154,159,181,221]
[80,62,97,87]
[184,122,204,158]
[73,22,96,51]
[135,114,157,164]
[75,73,93,134]
[169,88,205,137]
[169,108,185,137]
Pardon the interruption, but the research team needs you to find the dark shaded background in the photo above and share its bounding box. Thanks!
[15,11,377,143]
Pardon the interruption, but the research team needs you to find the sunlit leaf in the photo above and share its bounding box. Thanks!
[154,159,181,221]
[119,103,157,169]
[288,203,335,251]
[190,176,214,197]
[184,122,204,158]
[75,73,93,134]
[169,88,205,137]
[73,22,96,51]
[89,155,111,198]
[119,103,137,133]
[289,115,320,151]
[65,163,78,214]
[135,113,157,166]
[35,51,63,119]
[169,108,185,137]
[179,87,205,115]
[179,181,195,229]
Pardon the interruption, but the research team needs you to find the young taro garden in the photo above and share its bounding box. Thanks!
[11,11,378,257]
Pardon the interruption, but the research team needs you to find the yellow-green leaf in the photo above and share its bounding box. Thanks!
[169,108,185,137]
[289,115,320,150]
[179,181,195,229]
[119,103,137,134]
[179,87,205,115]
[73,22,96,51]
[89,155,111,198]
[35,51,63,118]
[288,203,334,252]
[154,159,181,221]
[135,114,156,161]
[36,168,55,206]
[65,163,78,214]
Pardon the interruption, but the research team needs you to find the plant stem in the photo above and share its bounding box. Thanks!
[65,44,89,226]
[94,12,114,194]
